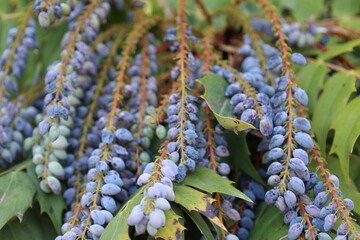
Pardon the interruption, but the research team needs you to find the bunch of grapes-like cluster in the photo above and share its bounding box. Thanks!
[0,1,359,240]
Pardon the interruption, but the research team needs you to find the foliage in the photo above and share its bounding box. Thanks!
[0,0,360,240]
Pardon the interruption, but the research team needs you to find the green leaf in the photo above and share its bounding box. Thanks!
[37,22,68,67]
[0,206,57,240]
[318,39,360,61]
[198,73,255,132]
[339,18,360,32]
[27,164,65,232]
[226,132,265,184]
[185,210,214,240]
[279,0,298,10]
[182,167,252,202]
[173,184,227,232]
[249,204,287,240]
[155,209,186,240]
[0,171,36,229]
[297,62,329,114]
[171,204,186,240]
[0,0,16,15]
[292,0,323,21]
[99,187,144,240]
[330,97,360,184]
[312,72,356,151]
[331,0,360,17]
[209,220,222,240]
[325,156,360,215]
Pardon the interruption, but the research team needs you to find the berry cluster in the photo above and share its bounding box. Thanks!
[1,1,359,240]
[33,0,71,28]
[27,0,110,194]
[0,16,38,166]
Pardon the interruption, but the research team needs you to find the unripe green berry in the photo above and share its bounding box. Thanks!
[32,153,44,164]
[60,116,73,127]
[156,125,166,139]
[141,137,151,149]
[35,114,43,124]
[140,151,151,163]
[32,145,44,155]
[23,137,34,151]
[49,124,60,141]
[53,149,67,160]
[49,153,58,162]
[12,131,23,142]
[35,164,45,176]
[68,95,80,106]
[51,135,68,149]
[48,162,65,180]
[142,127,154,139]
[61,3,71,15]
[59,125,70,137]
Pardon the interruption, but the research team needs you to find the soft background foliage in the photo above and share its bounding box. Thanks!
[0,0,360,239]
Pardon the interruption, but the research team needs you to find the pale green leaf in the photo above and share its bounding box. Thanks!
[198,73,255,132]
[339,18,360,32]
[279,0,298,10]
[182,167,252,202]
[173,185,227,232]
[292,0,323,21]
[318,39,360,61]
[99,187,144,240]
[312,72,356,151]
[0,171,36,229]
[330,97,360,184]
[0,0,15,15]
[297,62,329,114]
[155,209,186,240]
[27,164,65,232]
[331,0,360,17]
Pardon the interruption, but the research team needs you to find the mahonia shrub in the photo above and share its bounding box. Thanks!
[0,0,360,240]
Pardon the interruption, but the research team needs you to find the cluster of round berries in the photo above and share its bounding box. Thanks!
[34,0,71,28]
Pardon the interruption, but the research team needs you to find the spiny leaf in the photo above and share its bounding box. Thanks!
[0,171,36,229]
[198,73,255,132]
[330,97,360,184]
[297,61,329,114]
[155,209,186,240]
[27,164,65,232]
[99,187,144,240]
[312,72,356,151]
[0,206,57,240]
[249,204,287,240]
[182,166,252,202]
[173,184,227,232]
[318,39,360,61]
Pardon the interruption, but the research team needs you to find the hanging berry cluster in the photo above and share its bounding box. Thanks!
[0,0,359,240]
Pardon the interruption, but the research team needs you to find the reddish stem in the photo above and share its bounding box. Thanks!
[312,148,358,238]
[297,198,316,240]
